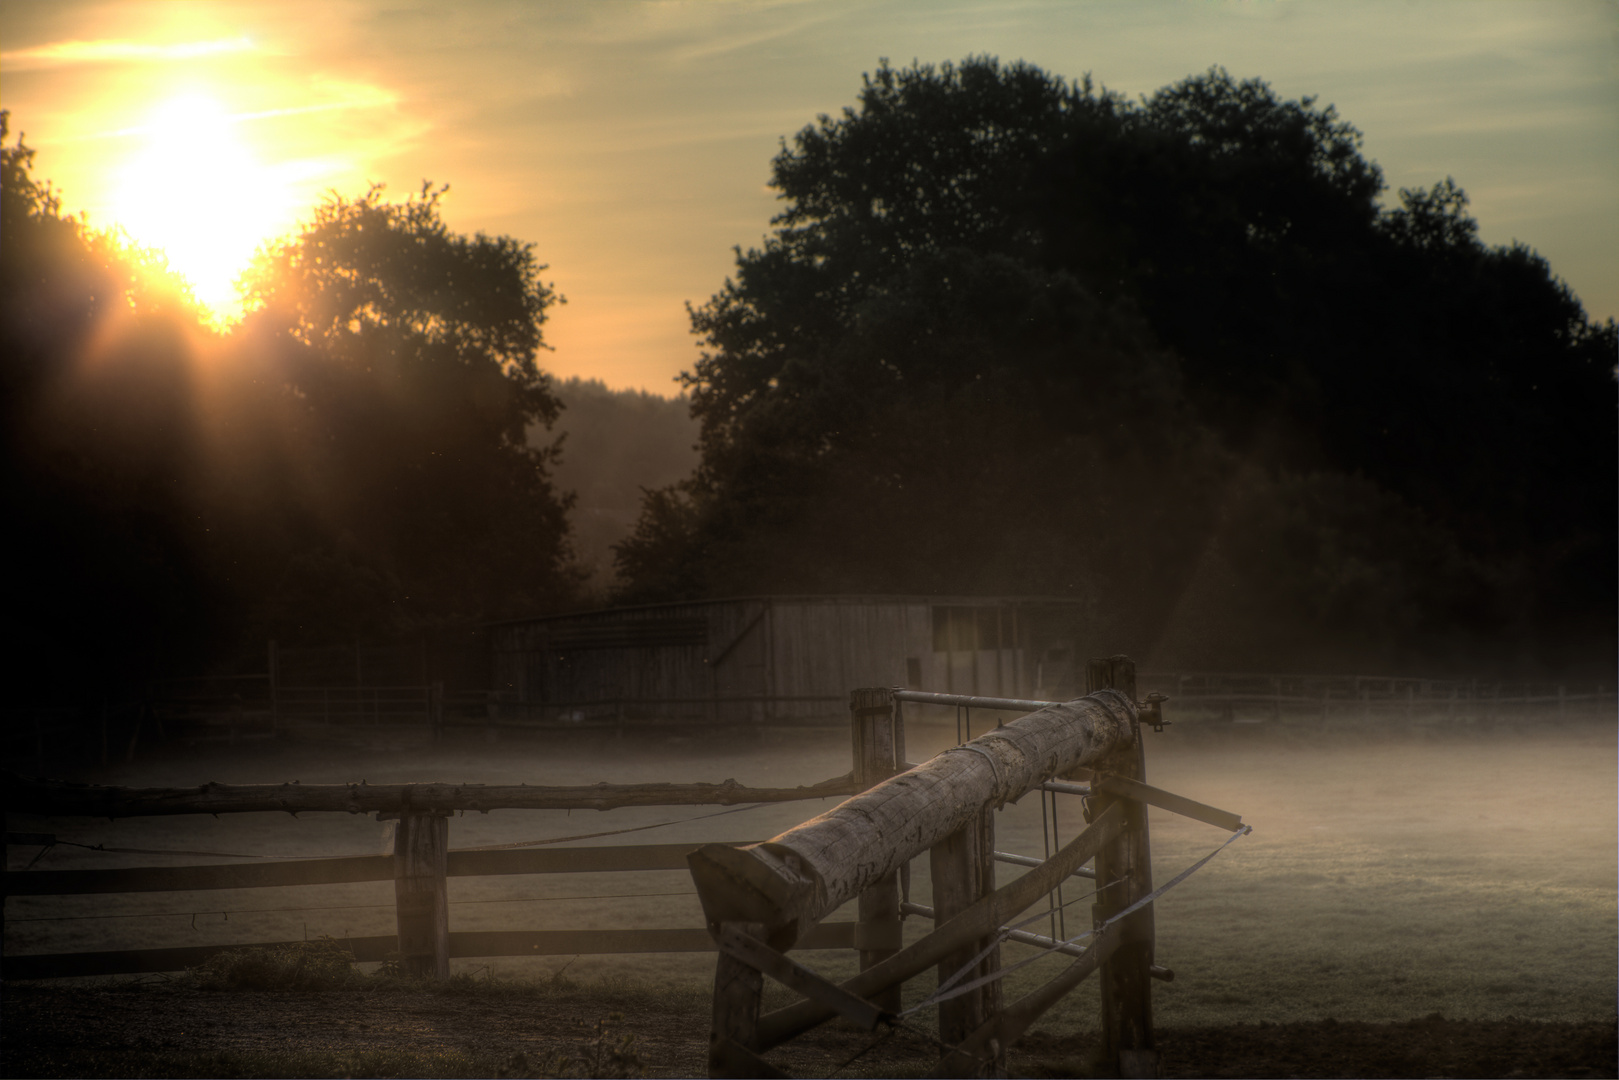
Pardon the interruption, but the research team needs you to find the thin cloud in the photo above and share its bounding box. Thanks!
[1,36,255,71]
[44,83,401,145]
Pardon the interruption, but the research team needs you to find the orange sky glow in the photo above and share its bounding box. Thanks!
[4,0,1615,393]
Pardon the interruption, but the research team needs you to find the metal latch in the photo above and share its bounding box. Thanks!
[1138,692,1170,732]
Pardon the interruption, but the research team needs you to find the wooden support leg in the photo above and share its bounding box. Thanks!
[392,810,450,980]
[709,920,776,1078]
[930,808,1003,1076]
[852,687,905,1012]
[1087,656,1158,1079]
[858,870,903,1011]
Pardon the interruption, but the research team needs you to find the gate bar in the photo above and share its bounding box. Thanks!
[892,690,1057,712]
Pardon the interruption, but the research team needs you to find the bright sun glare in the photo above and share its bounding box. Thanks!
[111,93,294,321]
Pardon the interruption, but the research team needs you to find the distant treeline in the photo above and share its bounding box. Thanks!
[544,378,697,593]
[3,55,1614,696]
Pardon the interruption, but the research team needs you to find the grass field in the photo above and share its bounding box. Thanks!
[5,715,1615,1041]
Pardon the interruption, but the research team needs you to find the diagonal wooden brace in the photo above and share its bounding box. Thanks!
[755,801,1126,1050]
[717,924,889,1032]
[1089,773,1244,832]
[929,921,1127,1079]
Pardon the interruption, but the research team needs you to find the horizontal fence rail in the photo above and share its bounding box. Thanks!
[2,753,875,983]
[0,837,870,982]
[1,773,862,818]
[2,840,773,897]
[2,925,865,983]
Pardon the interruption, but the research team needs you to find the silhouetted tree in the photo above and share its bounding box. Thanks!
[237,183,582,635]
[2,111,221,687]
[619,60,1615,673]
[3,122,583,697]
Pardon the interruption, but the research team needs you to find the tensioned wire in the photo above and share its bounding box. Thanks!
[900,824,1253,1017]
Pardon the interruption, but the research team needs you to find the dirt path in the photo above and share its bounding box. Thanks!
[4,984,1613,1078]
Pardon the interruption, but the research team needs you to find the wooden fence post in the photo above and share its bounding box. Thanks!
[709,920,773,1078]
[851,688,905,1013]
[930,806,1002,1074]
[390,809,450,979]
[1087,655,1158,1079]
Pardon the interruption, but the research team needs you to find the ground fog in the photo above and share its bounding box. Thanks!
[6,717,1615,1035]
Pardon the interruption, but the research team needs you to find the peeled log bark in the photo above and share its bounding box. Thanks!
[688,690,1136,950]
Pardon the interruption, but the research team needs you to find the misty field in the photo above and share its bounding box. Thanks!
[6,714,1614,1043]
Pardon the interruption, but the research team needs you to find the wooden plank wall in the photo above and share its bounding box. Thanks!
[488,597,1090,725]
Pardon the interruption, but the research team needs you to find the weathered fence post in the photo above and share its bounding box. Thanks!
[930,803,1002,1073]
[708,920,771,1078]
[1087,655,1158,1079]
[389,808,450,979]
[850,688,905,1013]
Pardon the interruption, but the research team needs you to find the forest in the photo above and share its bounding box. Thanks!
[2,59,1614,698]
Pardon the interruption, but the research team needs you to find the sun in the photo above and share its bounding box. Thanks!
[110,93,295,321]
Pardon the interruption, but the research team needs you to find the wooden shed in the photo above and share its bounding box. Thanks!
[487,595,1091,725]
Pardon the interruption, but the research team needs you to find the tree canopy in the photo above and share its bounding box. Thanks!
[616,59,1615,674]
[2,116,581,688]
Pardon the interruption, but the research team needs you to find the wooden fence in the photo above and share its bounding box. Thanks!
[0,765,863,983]
[1139,670,1615,728]
[4,657,1248,1077]
[688,657,1246,1079]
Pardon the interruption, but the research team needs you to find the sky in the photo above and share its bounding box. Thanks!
[4,0,1616,394]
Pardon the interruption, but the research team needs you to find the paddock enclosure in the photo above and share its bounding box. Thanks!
[5,669,1615,1076]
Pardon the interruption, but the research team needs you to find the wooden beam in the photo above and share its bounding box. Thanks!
[930,808,1001,1073]
[3,857,393,896]
[717,924,886,1031]
[709,921,767,1078]
[930,921,1127,1079]
[688,690,1136,950]
[1087,656,1158,1079]
[5,841,768,897]
[852,687,904,1013]
[393,811,449,980]
[1,773,862,818]
[755,801,1125,1051]
[3,924,864,981]
[1089,774,1243,833]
